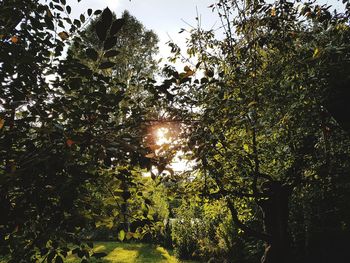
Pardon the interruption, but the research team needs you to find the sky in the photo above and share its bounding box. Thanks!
[68,0,220,60]
[67,0,343,62]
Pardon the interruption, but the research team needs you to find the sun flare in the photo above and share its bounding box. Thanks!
[155,127,171,146]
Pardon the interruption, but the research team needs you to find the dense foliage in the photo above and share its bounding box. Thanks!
[165,0,350,262]
[1,0,350,263]
[0,1,161,262]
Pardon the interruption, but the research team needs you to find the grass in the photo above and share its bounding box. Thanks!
[0,242,198,262]
[65,242,198,263]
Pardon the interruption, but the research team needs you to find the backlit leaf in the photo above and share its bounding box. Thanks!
[11,36,19,43]
[271,7,276,16]
[243,144,249,152]
[313,48,320,58]
[118,230,125,241]
[145,153,155,158]
[0,118,5,129]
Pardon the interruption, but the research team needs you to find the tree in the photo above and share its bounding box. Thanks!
[69,10,159,83]
[63,9,165,235]
[0,1,158,261]
[166,0,350,262]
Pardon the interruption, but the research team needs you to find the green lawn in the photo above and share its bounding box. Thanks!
[66,242,197,263]
[0,242,197,263]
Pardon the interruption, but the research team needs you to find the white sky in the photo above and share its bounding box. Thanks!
[67,0,343,63]
[68,0,220,60]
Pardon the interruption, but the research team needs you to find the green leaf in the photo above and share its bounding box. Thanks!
[86,48,98,61]
[94,10,102,15]
[313,47,320,58]
[95,7,112,41]
[101,7,113,27]
[92,252,107,258]
[98,61,115,69]
[133,232,141,239]
[205,69,214,77]
[54,5,64,12]
[73,19,81,28]
[201,77,208,84]
[66,5,71,14]
[87,8,92,16]
[55,255,64,263]
[72,248,80,255]
[95,21,107,41]
[87,242,93,248]
[110,19,125,35]
[103,36,117,50]
[144,198,152,206]
[104,50,120,58]
[47,251,55,263]
[80,14,85,23]
[118,230,125,241]
[243,144,250,152]
[248,101,258,107]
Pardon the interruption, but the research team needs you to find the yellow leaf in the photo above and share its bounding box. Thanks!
[243,144,249,152]
[145,153,155,158]
[271,7,276,16]
[313,48,320,58]
[118,230,125,241]
[248,101,258,107]
[0,118,4,129]
[58,31,69,40]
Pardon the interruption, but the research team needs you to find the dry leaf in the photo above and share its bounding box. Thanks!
[11,36,19,43]
[58,31,69,40]
[66,139,74,147]
[0,118,4,129]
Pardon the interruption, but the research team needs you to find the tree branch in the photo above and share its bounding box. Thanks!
[226,198,271,242]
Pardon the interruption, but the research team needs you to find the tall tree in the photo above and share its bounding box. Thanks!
[69,10,159,83]
[0,1,158,261]
[166,0,350,262]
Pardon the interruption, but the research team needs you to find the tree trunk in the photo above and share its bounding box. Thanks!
[260,182,292,263]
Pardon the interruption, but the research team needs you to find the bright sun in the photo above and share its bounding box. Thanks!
[156,127,171,146]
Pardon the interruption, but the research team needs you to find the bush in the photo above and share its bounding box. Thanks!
[171,198,263,262]
[171,205,203,259]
